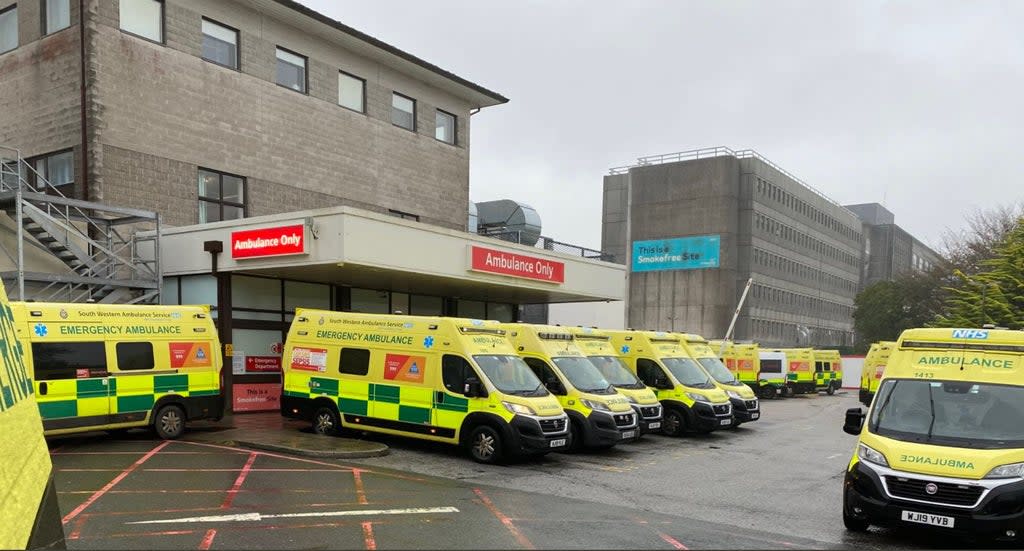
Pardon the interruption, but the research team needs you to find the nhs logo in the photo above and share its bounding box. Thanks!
[952,329,989,340]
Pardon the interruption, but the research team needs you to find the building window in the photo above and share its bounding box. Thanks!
[120,0,163,43]
[338,71,365,112]
[31,150,74,189]
[0,5,17,54]
[435,110,456,144]
[198,168,245,223]
[201,18,238,69]
[43,0,70,35]
[391,92,415,131]
[275,47,306,93]
[387,209,419,222]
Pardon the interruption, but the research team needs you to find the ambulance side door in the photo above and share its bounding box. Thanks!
[435,354,480,439]
[108,340,159,424]
[33,340,110,429]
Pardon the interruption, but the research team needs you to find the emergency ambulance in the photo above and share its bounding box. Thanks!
[607,330,733,435]
[859,341,895,406]
[681,334,760,426]
[710,339,762,393]
[814,349,844,395]
[569,326,663,434]
[500,323,638,449]
[0,285,64,549]
[15,302,223,439]
[773,347,817,395]
[841,327,1024,543]
[281,312,570,464]
[757,349,789,399]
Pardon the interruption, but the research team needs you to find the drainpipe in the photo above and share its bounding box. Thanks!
[78,0,89,201]
[204,240,232,422]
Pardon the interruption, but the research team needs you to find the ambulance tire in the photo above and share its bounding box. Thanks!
[661,408,686,437]
[312,405,340,436]
[154,404,186,440]
[757,385,775,400]
[466,425,504,464]
[826,382,837,396]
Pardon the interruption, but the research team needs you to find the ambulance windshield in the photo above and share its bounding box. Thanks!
[474,355,549,396]
[588,356,645,389]
[662,357,713,388]
[552,357,615,394]
[696,357,738,385]
[870,379,1024,449]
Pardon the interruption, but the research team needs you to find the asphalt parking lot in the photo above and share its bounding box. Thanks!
[48,392,999,549]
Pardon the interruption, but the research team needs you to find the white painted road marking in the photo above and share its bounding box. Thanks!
[826,454,841,459]
[128,506,460,525]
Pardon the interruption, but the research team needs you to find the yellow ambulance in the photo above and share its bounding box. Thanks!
[281,312,570,463]
[0,285,64,549]
[710,339,762,393]
[500,323,639,449]
[15,302,223,439]
[814,349,844,395]
[568,326,663,434]
[859,341,895,406]
[772,347,817,395]
[841,327,1024,542]
[681,334,760,426]
[607,330,733,435]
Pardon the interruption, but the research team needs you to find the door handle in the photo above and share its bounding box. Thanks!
[39,382,47,395]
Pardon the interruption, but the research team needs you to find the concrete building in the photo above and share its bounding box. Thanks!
[0,0,625,411]
[603,147,863,348]
[845,202,941,287]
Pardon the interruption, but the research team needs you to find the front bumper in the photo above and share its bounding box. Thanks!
[631,404,663,435]
[690,401,733,431]
[509,414,571,455]
[582,410,639,446]
[729,396,760,423]
[844,460,1024,542]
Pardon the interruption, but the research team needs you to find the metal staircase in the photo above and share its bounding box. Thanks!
[0,145,161,304]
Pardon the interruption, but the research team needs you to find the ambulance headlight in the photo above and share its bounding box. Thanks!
[686,392,710,403]
[726,390,742,399]
[857,444,889,467]
[501,401,536,416]
[580,399,611,412]
[985,462,1024,479]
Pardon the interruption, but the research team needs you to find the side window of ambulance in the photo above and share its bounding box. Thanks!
[823,362,831,372]
[522,358,563,394]
[636,359,663,387]
[32,342,106,380]
[339,348,370,376]
[442,355,473,393]
[814,361,824,373]
[116,342,154,371]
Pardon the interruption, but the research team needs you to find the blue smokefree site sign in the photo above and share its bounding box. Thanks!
[631,235,721,272]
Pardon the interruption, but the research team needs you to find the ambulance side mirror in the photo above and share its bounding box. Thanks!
[654,375,671,390]
[463,377,487,398]
[544,380,566,396]
[843,407,866,435]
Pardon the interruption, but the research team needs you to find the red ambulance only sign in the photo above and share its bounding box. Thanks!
[469,245,565,284]
[231,224,307,259]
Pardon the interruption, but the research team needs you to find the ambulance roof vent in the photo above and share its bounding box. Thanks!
[474,199,542,246]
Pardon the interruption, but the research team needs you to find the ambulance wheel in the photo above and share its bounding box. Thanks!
[757,386,775,400]
[467,425,504,464]
[154,405,185,440]
[661,408,685,437]
[312,406,340,436]
[826,382,837,396]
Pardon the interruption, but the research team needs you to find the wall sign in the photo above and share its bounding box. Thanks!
[232,383,281,412]
[468,245,565,284]
[631,235,720,272]
[231,224,308,259]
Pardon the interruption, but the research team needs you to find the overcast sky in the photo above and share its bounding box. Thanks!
[303,0,1023,252]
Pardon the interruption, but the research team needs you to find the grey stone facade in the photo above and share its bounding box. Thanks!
[0,0,506,229]
[845,203,941,287]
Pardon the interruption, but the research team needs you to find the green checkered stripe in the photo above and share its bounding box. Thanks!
[0,302,33,412]
[814,371,839,383]
[36,373,219,420]
[285,376,470,425]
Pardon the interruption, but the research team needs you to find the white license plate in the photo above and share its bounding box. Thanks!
[647,421,661,430]
[751,412,760,419]
[901,510,955,528]
[621,430,636,439]
[719,419,732,426]
[549,438,567,448]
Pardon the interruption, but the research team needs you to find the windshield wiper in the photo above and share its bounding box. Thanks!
[926,383,936,440]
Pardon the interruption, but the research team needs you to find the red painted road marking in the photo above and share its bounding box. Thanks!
[52,451,217,456]
[198,529,217,550]
[361,521,376,550]
[62,441,170,524]
[67,517,86,540]
[658,531,688,550]
[473,488,534,550]
[353,469,368,505]
[59,468,352,473]
[221,452,258,509]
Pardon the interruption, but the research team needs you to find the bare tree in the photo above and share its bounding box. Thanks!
[940,202,1024,276]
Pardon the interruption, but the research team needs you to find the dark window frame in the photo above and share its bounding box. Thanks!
[27,148,75,190]
[119,0,165,46]
[116,342,155,371]
[41,0,71,36]
[391,91,417,132]
[338,70,366,114]
[275,45,308,94]
[387,209,419,222]
[338,347,370,376]
[200,16,240,71]
[0,4,17,55]
[197,167,247,224]
[435,109,457,145]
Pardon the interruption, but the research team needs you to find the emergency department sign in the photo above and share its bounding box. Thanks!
[631,235,720,272]
[231,224,308,259]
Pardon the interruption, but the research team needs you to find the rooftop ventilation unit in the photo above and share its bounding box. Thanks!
[474,199,542,246]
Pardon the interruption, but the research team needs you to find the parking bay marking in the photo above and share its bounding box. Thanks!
[128,507,460,525]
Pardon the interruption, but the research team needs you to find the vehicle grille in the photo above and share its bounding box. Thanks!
[639,406,661,419]
[885,476,984,507]
[538,417,567,434]
[744,399,758,410]
[712,404,731,415]
[613,413,636,427]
